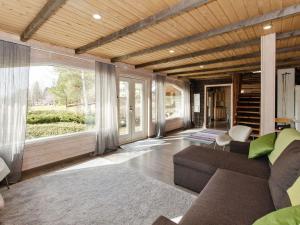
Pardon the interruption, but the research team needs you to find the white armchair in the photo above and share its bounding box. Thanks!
[0,157,10,189]
[215,125,252,150]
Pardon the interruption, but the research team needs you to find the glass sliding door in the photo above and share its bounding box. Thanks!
[134,82,144,133]
[119,79,130,138]
[119,77,147,144]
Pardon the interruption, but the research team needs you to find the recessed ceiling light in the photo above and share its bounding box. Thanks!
[199,65,204,68]
[93,14,102,20]
[263,24,272,30]
[169,50,175,54]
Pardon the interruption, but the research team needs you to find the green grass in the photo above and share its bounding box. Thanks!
[26,122,89,139]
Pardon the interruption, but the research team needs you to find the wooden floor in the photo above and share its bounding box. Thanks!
[21,129,216,193]
[206,120,229,130]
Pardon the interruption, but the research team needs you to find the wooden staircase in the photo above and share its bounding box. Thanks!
[235,73,261,137]
[236,93,260,137]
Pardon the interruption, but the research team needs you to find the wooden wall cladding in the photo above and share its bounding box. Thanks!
[23,132,96,171]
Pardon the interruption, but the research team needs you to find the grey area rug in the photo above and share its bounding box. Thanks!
[0,165,196,225]
[120,138,166,151]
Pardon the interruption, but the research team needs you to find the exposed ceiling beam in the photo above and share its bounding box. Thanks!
[111,4,300,62]
[184,62,300,79]
[136,30,300,68]
[169,62,260,76]
[21,0,67,42]
[187,74,232,80]
[169,56,300,76]
[75,0,212,54]
[153,45,300,72]
[187,67,261,78]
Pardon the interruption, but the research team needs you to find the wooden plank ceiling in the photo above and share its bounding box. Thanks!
[0,0,300,80]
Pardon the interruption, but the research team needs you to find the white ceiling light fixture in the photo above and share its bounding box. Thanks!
[169,50,175,54]
[199,65,204,68]
[93,14,102,20]
[263,24,272,30]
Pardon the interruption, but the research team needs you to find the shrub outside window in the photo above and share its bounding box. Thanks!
[26,65,95,139]
[165,83,183,119]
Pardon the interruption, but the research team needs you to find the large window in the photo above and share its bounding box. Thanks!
[26,65,95,139]
[165,83,183,119]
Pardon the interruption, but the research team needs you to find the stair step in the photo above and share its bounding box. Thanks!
[237,106,260,109]
[237,116,260,120]
[237,110,260,114]
[238,121,260,125]
[238,101,260,104]
[239,96,260,99]
[251,128,260,132]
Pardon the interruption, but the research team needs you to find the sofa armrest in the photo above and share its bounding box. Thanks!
[152,216,177,225]
[230,141,250,155]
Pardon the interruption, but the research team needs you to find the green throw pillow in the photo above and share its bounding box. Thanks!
[248,133,276,159]
[288,177,300,206]
[268,129,300,164]
[253,206,300,225]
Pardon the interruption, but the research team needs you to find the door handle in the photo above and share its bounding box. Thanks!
[129,106,133,111]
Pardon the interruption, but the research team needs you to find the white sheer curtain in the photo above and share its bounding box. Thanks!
[155,75,166,138]
[0,40,30,183]
[183,81,191,129]
[95,62,119,154]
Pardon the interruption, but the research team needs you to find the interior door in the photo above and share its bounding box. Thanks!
[119,77,147,144]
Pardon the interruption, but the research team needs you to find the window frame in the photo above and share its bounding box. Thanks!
[164,83,184,120]
[26,64,96,141]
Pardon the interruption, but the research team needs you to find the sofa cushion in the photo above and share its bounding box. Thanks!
[179,169,275,225]
[288,177,300,206]
[268,128,300,164]
[248,133,276,159]
[174,145,270,179]
[252,206,300,225]
[269,140,300,209]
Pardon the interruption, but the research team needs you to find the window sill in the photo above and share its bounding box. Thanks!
[25,130,96,145]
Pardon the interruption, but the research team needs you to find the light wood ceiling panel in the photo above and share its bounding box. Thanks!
[92,14,300,66]
[0,0,299,78]
[87,0,300,61]
[0,0,47,34]
[32,0,180,49]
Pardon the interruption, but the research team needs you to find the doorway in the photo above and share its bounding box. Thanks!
[119,77,147,144]
[204,84,233,130]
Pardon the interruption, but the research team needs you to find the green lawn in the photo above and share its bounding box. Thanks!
[26,122,88,139]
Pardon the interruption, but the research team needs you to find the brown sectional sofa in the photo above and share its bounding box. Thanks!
[152,141,276,225]
[173,143,270,193]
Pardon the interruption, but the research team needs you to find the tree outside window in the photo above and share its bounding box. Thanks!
[26,66,95,139]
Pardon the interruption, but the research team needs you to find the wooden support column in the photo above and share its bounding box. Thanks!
[260,33,276,135]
